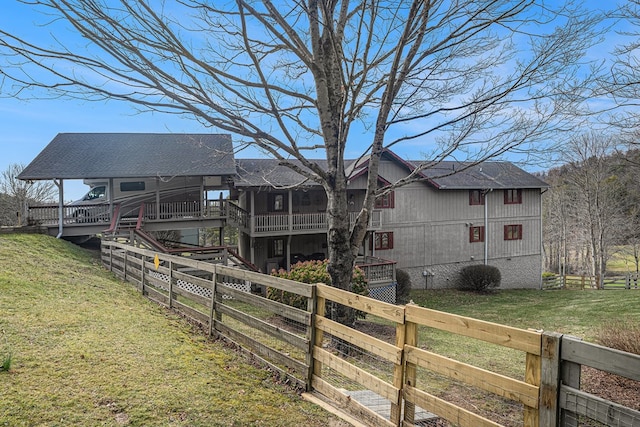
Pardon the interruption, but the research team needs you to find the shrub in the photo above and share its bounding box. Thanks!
[458,264,501,293]
[596,318,640,355]
[395,269,412,304]
[269,259,368,311]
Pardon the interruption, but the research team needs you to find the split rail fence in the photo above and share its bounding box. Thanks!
[102,240,640,427]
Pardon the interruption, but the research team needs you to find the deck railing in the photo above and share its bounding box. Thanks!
[249,210,380,234]
[227,202,248,228]
[356,256,397,284]
[27,201,380,235]
[27,199,228,227]
[28,203,111,225]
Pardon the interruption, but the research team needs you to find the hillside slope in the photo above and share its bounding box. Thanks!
[0,234,343,426]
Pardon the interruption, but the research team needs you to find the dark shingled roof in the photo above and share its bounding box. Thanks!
[416,161,548,190]
[235,159,332,188]
[18,133,236,180]
[235,157,547,190]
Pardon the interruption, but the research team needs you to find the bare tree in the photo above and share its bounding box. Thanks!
[597,0,640,143]
[0,163,56,226]
[560,133,626,286]
[0,1,602,294]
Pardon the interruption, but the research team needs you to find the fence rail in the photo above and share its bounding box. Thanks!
[542,273,640,290]
[559,336,640,426]
[102,241,640,427]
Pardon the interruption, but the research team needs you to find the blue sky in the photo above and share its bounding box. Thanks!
[0,1,621,201]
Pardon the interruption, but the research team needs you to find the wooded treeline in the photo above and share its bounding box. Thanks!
[541,135,640,281]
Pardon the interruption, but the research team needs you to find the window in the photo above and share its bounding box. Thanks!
[268,193,287,212]
[375,191,395,209]
[469,226,485,243]
[504,224,523,240]
[372,231,394,250]
[84,186,106,201]
[504,189,522,204]
[269,238,284,257]
[120,181,146,192]
[469,190,485,205]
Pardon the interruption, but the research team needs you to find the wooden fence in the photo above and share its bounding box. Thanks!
[555,335,640,427]
[542,273,640,290]
[102,240,640,427]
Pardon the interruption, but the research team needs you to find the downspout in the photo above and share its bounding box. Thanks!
[155,177,161,220]
[54,179,64,238]
[484,188,492,265]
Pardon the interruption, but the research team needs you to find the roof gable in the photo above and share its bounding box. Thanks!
[18,133,236,180]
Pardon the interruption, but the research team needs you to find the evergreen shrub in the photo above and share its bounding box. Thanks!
[458,264,501,293]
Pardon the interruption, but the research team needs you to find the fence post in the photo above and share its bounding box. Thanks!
[403,319,418,425]
[305,284,318,392]
[208,267,217,337]
[390,319,406,425]
[123,248,128,281]
[525,351,541,426]
[540,331,562,427]
[140,253,146,295]
[560,336,582,427]
[169,260,174,309]
[311,293,326,388]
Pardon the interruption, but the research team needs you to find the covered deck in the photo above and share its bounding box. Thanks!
[18,133,237,239]
[27,199,228,237]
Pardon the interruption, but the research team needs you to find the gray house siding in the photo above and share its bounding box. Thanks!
[372,159,544,289]
[235,154,546,290]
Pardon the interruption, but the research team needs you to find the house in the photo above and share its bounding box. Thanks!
[20,133,548,291]
[231,150,548,290]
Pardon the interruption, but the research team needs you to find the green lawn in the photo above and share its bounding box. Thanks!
[406,287,640,381]
[0,234,342,427]
[410,287,640,341]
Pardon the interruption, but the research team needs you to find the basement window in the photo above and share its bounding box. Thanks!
[469,226,485,243]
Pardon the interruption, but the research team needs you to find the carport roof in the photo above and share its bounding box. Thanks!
[18,133,236,180]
